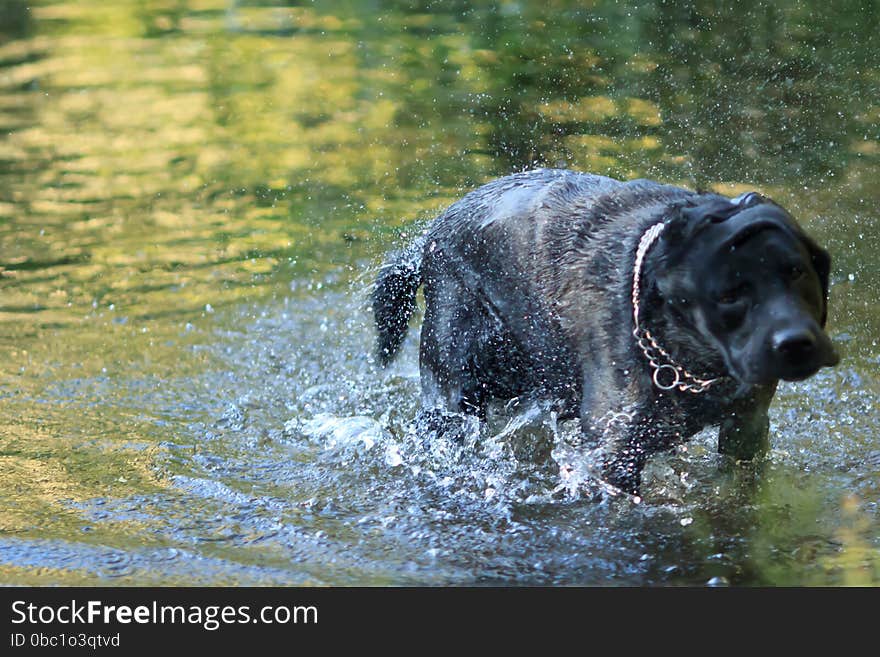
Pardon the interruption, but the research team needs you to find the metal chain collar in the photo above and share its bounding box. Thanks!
[631,222,720,394]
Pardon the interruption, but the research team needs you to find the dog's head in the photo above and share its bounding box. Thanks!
[651,193,838,385]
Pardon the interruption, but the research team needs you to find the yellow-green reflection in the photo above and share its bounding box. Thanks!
[0,0,876,585]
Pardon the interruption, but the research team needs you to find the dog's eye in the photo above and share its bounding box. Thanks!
[717,285,747,305]
[788,265,805,281]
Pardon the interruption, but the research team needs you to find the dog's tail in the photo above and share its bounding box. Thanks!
[372,233,426,366]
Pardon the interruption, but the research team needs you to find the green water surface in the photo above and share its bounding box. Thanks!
[0,0,878,585]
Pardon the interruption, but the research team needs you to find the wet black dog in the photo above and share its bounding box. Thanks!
[373,169,838,493]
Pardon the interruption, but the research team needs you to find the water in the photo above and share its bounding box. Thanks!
[0,0,878,585]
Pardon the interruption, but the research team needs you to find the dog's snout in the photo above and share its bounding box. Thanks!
[772,327,817,359]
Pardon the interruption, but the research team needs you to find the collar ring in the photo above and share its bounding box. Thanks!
[652,364,681,390]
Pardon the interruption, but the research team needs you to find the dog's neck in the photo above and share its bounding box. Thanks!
[631,221,731,394]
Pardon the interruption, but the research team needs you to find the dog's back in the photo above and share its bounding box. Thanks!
[372,169,615,370]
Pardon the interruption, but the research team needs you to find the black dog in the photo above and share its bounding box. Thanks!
[372,169,838,493]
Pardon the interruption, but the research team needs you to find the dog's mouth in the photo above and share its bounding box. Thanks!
[778,361,825,382]
[732,346,840,385]
[780,346,841,381]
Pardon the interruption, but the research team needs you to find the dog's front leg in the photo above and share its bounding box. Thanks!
[580,377,653,494]
[717,383,777,460]
[585,405,651,495]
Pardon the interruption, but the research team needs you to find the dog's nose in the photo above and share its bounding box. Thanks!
[772,327,817,360]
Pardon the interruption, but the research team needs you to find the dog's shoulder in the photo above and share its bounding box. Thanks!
[536,176,694,250]
[596,178,695,218]
[431,169,619,233]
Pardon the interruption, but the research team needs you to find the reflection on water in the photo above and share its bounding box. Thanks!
[0,0,877,585]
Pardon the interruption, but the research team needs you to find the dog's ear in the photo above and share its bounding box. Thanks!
[661,201,704,246]
[757,198,832,328]
[662,197,741,246]
[755,200,832,328]
[800,232,831,327]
